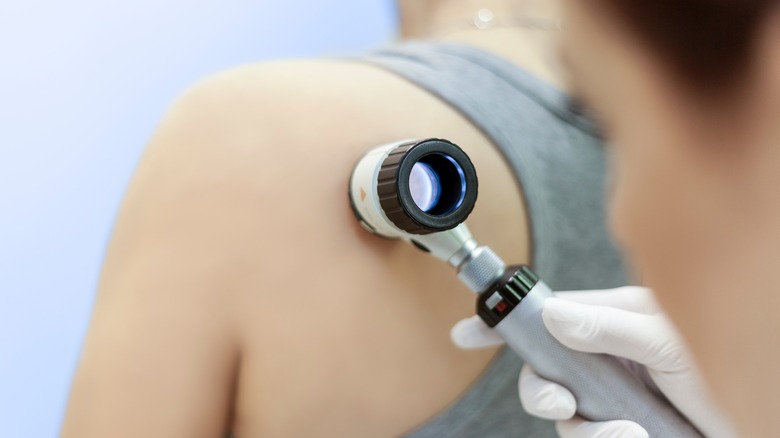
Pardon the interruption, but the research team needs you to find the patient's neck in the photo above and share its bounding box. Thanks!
[397,0,559,39]
[396,0,565,89]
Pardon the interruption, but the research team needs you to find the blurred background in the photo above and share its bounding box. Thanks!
[0,1,395,436]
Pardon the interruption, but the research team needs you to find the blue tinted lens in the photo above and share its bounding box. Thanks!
[409,162,441,212]
[408,154,467,215]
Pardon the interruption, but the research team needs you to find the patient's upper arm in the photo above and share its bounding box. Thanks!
[60,71,291,437]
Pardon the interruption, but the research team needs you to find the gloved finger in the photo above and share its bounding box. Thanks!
[450,315,504,349]
[518,364,576,420]
[556,417,648,438]
[542,298,685,372]
[553,287,659,314]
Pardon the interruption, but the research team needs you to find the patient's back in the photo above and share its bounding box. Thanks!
[223,55,531,436]
[62,43,625,438]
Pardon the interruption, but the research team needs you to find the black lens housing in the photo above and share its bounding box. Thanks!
[377,138,478,235]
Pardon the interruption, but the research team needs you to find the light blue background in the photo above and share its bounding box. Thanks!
[0,2,395,436]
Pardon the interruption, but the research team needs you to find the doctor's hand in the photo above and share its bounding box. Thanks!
[450,287,736,438]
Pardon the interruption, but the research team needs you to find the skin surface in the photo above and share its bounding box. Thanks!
[61,1,568,436]
[560,1,780,435]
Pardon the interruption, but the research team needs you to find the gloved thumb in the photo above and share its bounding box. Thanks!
[541,297,685,372]
[450,315,505,349]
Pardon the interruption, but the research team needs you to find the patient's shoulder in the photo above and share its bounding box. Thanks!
[164,59,425,145]
[158,58,487,163]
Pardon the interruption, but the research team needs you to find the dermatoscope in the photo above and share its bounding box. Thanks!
[349,138,701,437]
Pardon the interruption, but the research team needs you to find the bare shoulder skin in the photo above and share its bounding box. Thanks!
[61,58,530,437]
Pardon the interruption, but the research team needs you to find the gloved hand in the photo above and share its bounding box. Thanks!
[451,286,736,438]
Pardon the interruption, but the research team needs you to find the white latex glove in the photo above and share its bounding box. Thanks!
[451,286,736,438]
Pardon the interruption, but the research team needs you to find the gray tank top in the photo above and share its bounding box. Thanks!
[360,42,628,437]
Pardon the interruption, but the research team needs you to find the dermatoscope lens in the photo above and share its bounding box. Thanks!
[408,154,467,215]
[409,162,441,212]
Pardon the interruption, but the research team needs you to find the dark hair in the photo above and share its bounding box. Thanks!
[596,0,776,92]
